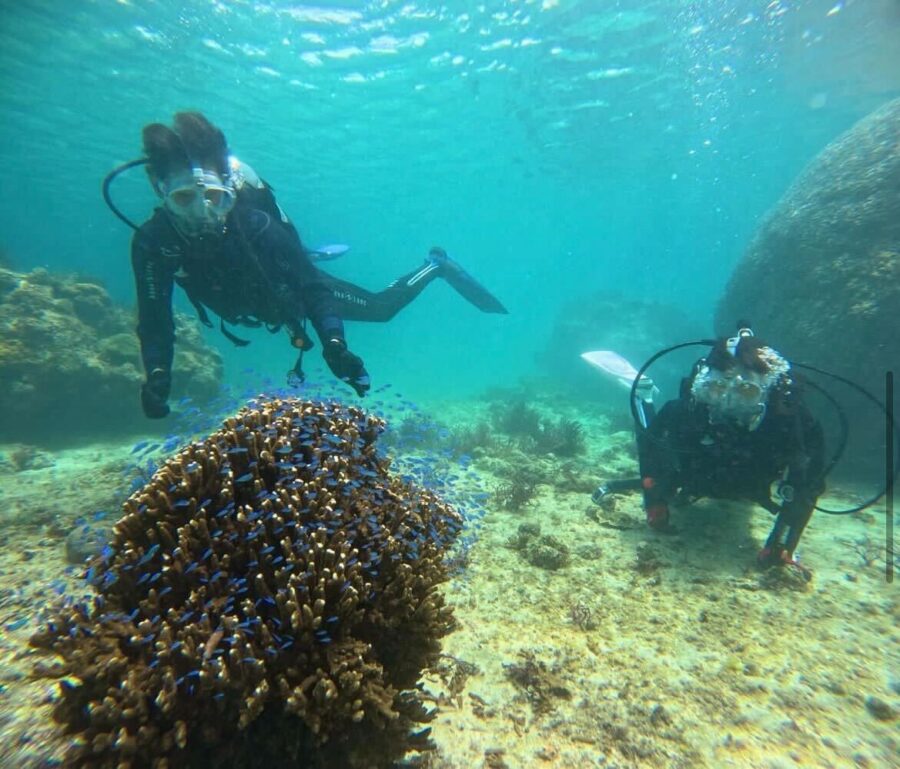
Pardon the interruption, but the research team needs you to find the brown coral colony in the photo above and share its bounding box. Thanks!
[31,397,463,768]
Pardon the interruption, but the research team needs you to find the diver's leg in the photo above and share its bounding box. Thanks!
[328,246,506,323]
[321,247,507,322]
[426,247,508,314]
[320,262,443,322]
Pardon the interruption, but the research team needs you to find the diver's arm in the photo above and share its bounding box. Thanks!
[638,400,683,499]
[782,408,826,551]
[131,226,176,417]
[131,229,176,375]
[254,213,345,344]
[256,216,369,395]
[760,407,826,564]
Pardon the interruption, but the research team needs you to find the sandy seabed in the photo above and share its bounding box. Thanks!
[0,404,896,769]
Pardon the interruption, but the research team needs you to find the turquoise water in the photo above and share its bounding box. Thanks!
[1,3,899,768]
[2,0,896,401]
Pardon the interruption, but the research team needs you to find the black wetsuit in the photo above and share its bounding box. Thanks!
[638,379,826,558]
[131,196,442,377]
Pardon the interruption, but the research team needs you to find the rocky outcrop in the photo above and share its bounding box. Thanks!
[540,292,706,400]
[0,266,222,445]
[716,98,900,476]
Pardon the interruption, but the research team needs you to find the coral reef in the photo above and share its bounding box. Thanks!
[0,265,222,445]
[64,518,115,566]
[31,397,463,768]
[716,97,900,476]
[1,394,898,769]
[506,523,570,570]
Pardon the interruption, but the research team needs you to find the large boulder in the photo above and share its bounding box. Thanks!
[540,292,707,402]
[0,265,223,445]
[716,98,900,476]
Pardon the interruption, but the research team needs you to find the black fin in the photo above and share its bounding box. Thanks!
[441,260,508,314]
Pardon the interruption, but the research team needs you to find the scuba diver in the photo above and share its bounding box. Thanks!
[587,325,827,570]
[109,111,507,418]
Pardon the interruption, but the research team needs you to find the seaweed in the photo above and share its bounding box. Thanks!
[534,416,586,457]
[502,651,571,716]
[490,402,586,457]
[492,401,541,438]
[448,420,496,456]
[493,467,540,512]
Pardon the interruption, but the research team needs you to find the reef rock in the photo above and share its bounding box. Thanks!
[0,266,222,445]
[715,98,900,473]
[540,292,705,401]
[32,397,462,769]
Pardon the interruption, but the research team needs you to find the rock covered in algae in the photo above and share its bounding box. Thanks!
[0,265,222,445]
[715,98,900,473]
[539,292,705,399]
[31,397,463,769]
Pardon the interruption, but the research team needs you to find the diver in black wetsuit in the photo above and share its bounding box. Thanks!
[595,327,826,569]
[129,112,507,418]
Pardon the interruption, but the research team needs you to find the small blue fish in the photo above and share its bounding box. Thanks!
[308,243,350,261]
[139,544,161,565]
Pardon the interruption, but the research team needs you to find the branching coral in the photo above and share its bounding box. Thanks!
[31,397,463,769]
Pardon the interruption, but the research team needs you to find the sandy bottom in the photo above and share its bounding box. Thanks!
[0,400,897,769]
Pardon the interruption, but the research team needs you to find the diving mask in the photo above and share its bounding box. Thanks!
[160,167,236,235]
[691,348,790,430]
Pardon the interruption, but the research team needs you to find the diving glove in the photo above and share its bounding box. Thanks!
[141,368,171,419]
[323,338,370,397]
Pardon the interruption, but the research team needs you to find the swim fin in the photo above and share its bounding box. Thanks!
[428,247,508,314]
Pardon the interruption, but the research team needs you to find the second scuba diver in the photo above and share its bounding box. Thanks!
[119,111,507,418]
[591,325,826,570]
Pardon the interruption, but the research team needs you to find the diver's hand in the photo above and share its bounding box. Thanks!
[141,368,171,419]
[323,339,370,397]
